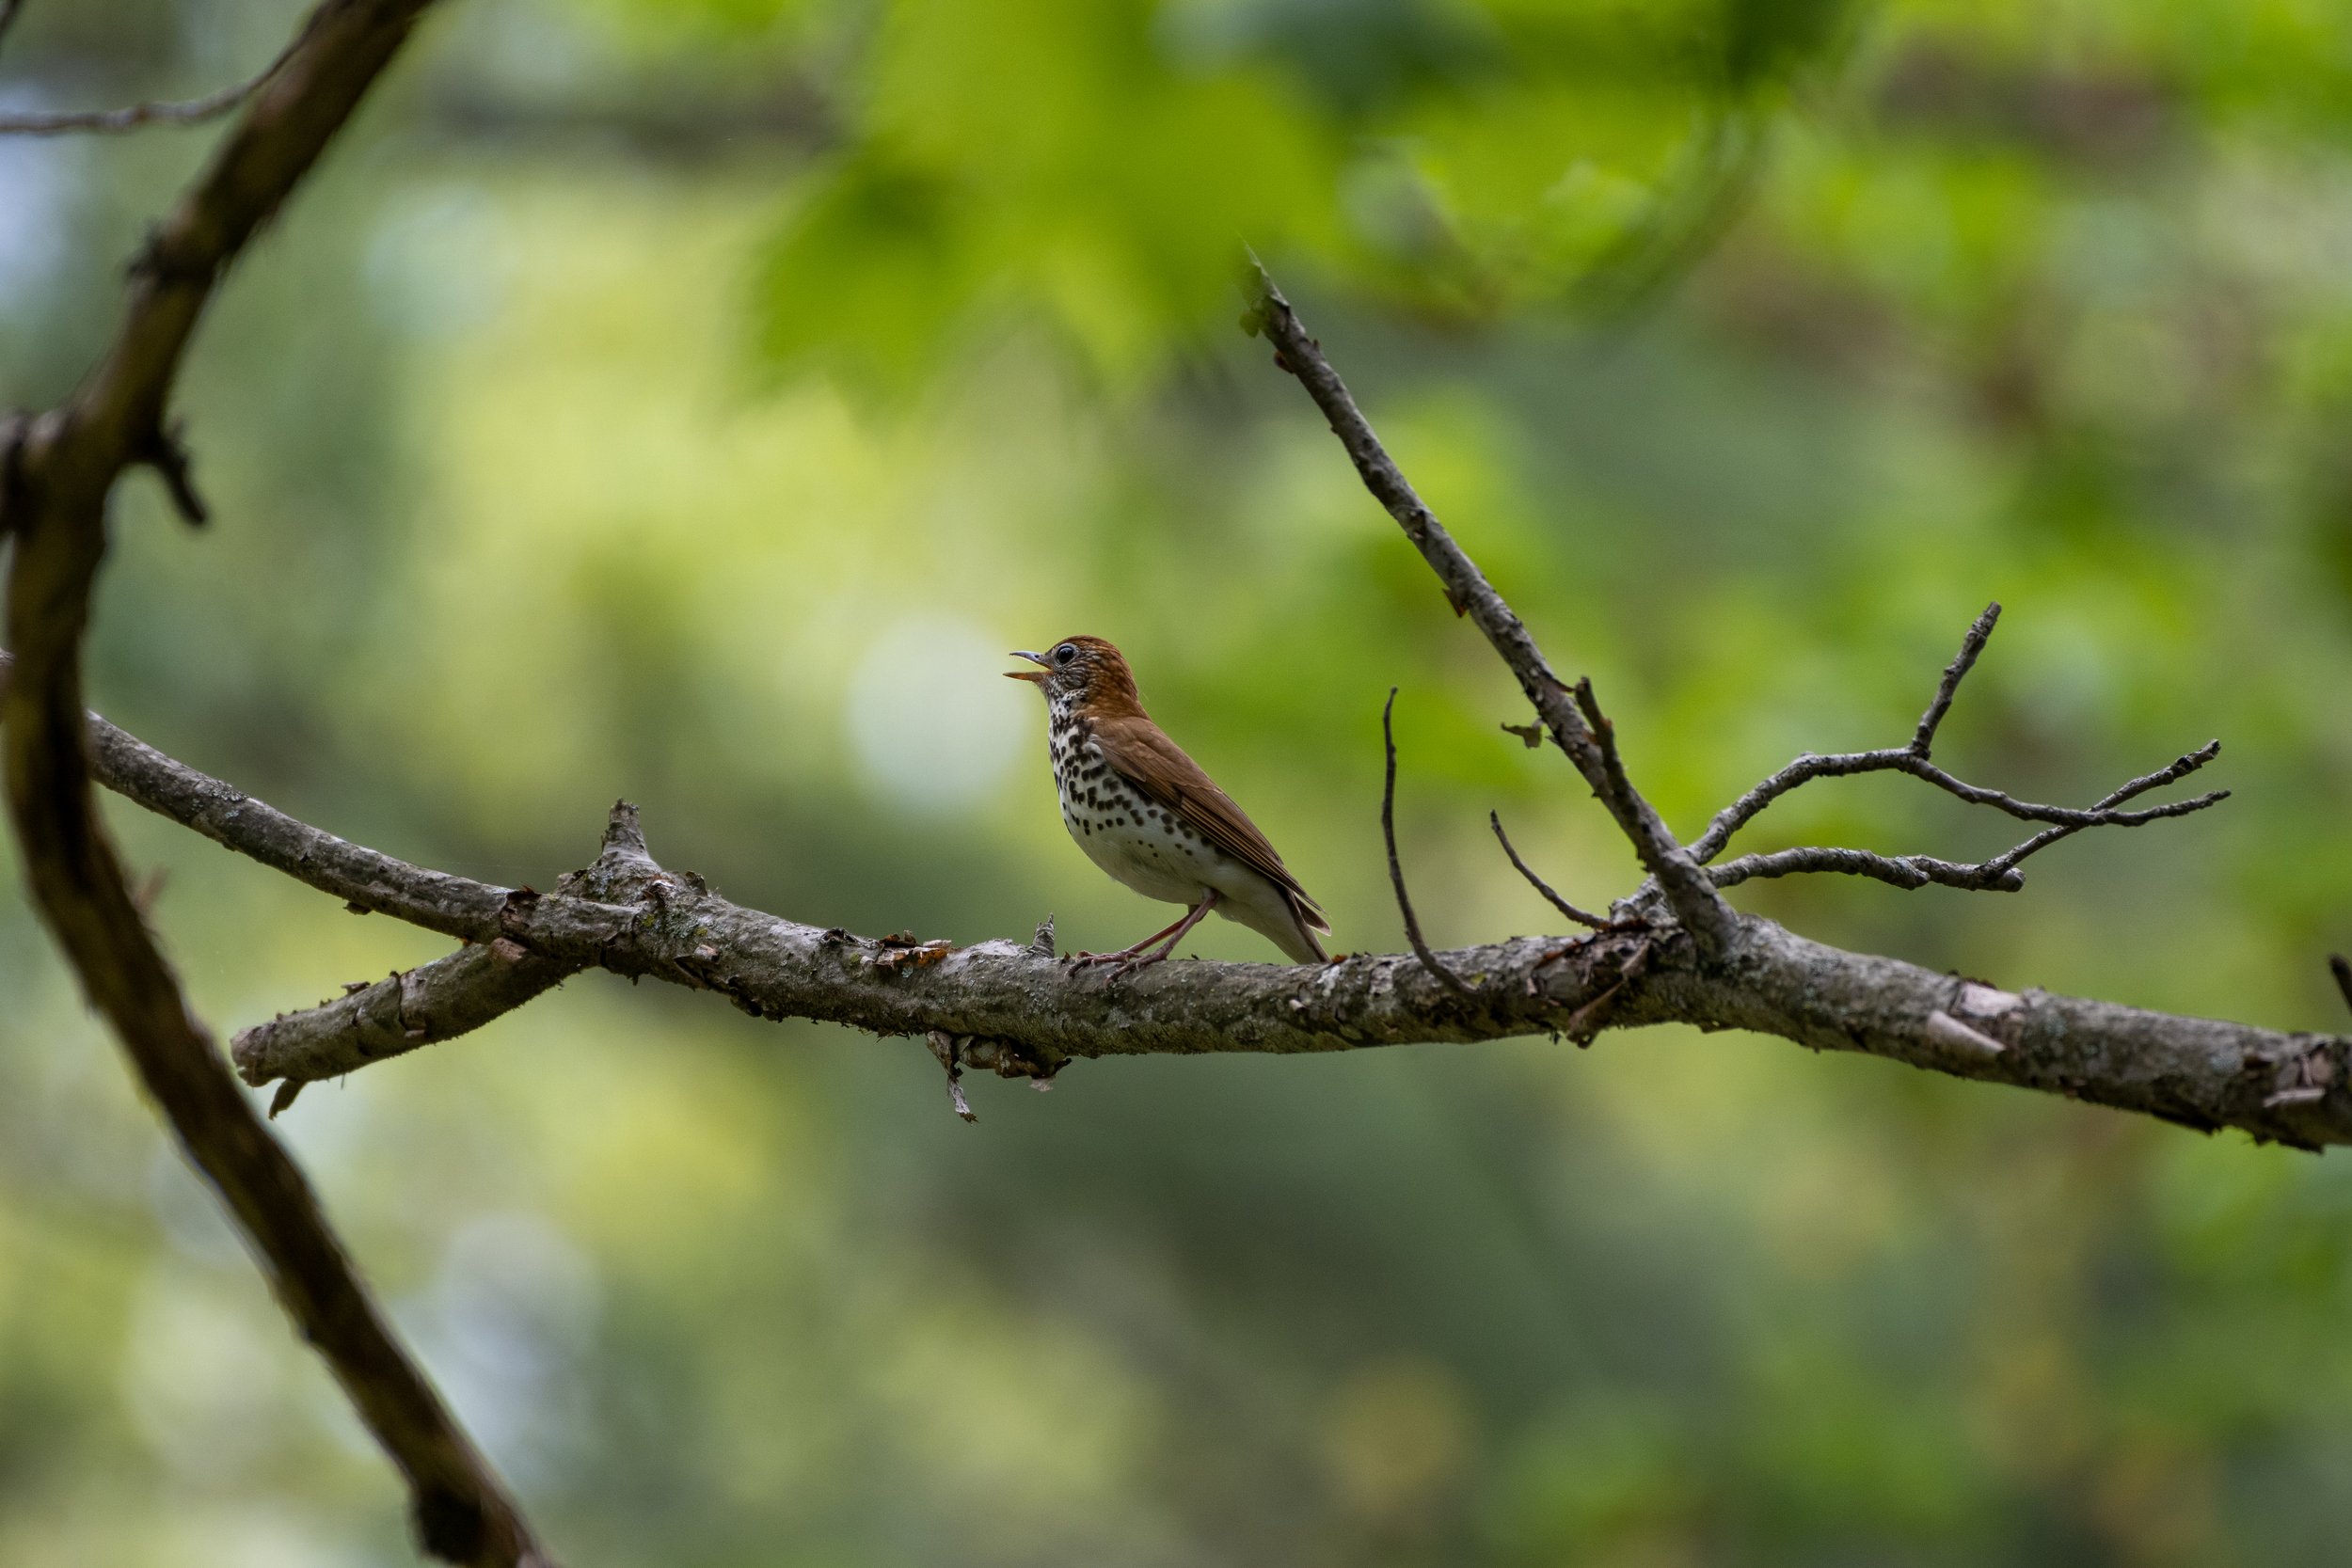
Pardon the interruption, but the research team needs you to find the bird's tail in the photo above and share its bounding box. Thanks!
[1279,891,1331,963]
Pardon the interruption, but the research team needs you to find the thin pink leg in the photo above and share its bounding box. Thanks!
[1116,889,1220,975]
[1069,906,1195,968]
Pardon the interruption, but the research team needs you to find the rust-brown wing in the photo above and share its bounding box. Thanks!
[1089,714,1328,930]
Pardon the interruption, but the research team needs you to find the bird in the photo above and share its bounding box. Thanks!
[1006,636,1330,972]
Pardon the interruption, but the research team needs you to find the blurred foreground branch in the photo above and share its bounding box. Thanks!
[0,2,548,1563]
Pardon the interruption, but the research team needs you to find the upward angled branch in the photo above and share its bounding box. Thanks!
[1244,264,1738,958]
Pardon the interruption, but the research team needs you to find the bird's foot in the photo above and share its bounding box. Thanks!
[1067,945,1172,979]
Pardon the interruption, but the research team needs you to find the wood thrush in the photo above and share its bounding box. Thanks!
[1007,636,1331,970]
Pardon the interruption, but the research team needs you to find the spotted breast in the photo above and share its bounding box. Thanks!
[1049,705,1229,907]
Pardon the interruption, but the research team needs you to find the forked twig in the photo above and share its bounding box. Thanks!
[1383,689,1475,998]
[1689,603,2227,895]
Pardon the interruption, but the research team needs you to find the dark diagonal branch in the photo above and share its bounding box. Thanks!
[1244,263,1738,958]
[0,2,548,1563]
[1381,689,1474,997]
[0,24,311,136]
[1488,812,1608,930]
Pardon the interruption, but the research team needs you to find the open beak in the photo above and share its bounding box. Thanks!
[1004,649,1048,685]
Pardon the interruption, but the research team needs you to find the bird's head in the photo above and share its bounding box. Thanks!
[1006,635,1143,715]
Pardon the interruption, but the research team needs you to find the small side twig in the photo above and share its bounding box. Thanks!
[1488,811,1607,929]
[0,24,310,136]
[137,422,209,526]
[1383,689,1474,998]
[928,1031,977,1122]
[1682,604,2228,897]
[2330,955,2352,1021]
[1569,677,1644,823]
[1912,602,2001,756]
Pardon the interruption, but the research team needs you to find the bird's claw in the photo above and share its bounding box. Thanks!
[1066,947,1169,980]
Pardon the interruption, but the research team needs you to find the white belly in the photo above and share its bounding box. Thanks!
[1062,768,1218,905]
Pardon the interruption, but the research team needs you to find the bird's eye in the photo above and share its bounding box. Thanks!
[1054,643,1076,664]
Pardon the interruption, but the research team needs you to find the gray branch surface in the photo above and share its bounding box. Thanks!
[56,695,2347,1150]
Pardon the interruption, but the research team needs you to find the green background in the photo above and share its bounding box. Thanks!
[6,0,2352,1562]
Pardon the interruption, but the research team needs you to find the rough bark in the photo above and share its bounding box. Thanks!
[52,705,2345,1149]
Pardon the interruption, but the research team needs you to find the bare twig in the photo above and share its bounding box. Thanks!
[1708,742,2225,893]
[1383,689,1475,997]
[1681,604,2226,896]
[1244,262,1737,958]
[1913,601,2001,755]
[0,3,548,1563]
[137,421,211,526]
[0,24,312,136]
[1488,811,1607,929]
[1709,845,2024,892]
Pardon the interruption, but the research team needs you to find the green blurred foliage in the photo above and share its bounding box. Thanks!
[5,0,2352,1563]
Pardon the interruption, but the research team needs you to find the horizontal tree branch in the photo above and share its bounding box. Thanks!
[52,689,2350,1149]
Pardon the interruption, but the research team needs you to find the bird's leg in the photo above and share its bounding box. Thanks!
[1109,890,1221,977]
[1068,906,1196,970]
